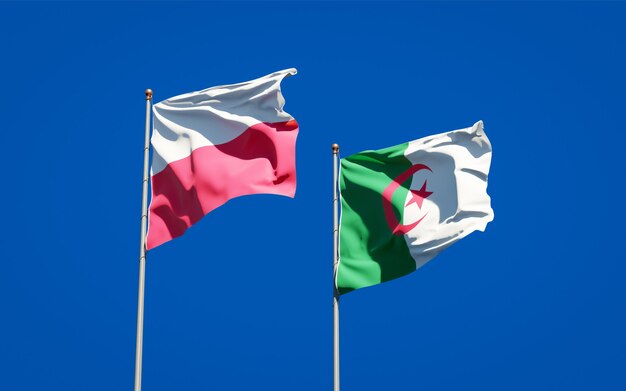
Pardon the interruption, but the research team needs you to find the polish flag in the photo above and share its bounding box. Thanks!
[146,69,299,250]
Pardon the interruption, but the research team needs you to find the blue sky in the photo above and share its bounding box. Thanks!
[1,2,625,390]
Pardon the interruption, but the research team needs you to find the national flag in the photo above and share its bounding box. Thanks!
[337,121,493,294]
[146,69,299,250]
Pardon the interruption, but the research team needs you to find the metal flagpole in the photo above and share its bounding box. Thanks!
[332,143,340,391]
[134,88,152,391]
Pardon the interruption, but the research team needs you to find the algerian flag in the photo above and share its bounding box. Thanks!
[337,121,493,295]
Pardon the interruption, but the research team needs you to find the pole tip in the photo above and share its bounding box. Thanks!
[332,143,339,154]
[145,89,153,100]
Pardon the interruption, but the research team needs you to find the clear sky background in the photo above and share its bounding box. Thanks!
[1,2,625,390]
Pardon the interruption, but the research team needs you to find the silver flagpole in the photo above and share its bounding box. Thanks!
[134,88,152,391]
[332,143,340,391]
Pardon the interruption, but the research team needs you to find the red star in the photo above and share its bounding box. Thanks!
[405,180,432,209]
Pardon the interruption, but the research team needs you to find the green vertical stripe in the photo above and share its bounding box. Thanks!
[337,142,417,295]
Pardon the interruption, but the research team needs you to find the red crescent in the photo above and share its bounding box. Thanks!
[382,164,432,236]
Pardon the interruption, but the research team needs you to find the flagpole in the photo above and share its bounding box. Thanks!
[332,143,340,391]
[134,88,152,391]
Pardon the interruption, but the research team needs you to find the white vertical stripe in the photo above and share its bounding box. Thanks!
[401,121,494,268]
